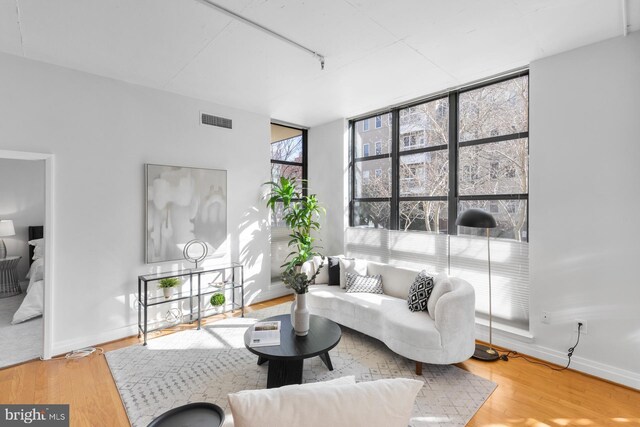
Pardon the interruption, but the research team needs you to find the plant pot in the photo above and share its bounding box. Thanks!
[292,293,310,337]
[163,287,173,299]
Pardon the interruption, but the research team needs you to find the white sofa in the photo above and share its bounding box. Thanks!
[304,259,476,373]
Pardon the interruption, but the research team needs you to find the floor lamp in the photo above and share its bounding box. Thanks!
[455,208,499,362]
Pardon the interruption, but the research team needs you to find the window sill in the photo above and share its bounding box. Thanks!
[474,317,533,342]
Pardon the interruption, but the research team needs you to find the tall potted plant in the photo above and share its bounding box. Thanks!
[265,176,324,336]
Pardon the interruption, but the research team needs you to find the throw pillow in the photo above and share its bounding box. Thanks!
[427,272,454,320]
[407,270,434,312]
[312,256,329,284]
[345,273,383,294]
[228,377,423,427]
[327,256,342,286]
[12,280,44,324]
[338,258,368,289]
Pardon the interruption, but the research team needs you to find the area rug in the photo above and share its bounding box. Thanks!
[106,304,496,426]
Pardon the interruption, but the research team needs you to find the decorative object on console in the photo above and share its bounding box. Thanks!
[145,164,227,264]
[345,273,383,294]
[182,239,208,269]
[209,292,225,310]
[455,208,499,362]
[0,219,15,259]
[158,277,181,299]
[407,270,434,312]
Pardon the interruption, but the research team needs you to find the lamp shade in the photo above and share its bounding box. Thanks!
[455,209,497,229]
[0,220,15,237]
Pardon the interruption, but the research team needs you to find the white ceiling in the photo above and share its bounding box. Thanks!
[0,0,638,127]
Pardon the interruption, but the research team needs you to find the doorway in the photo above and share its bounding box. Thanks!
[0,150,54,365]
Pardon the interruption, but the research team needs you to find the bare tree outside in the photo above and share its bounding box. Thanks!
[351,75,529,241]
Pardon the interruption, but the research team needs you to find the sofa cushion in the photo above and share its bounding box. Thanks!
[309,285,397,338]
[339,258,368,289]
[229,377,423,427]
[427,272,454,320]
[328,256,343,285]
[346,273,383,294]
[367,262,421,299]
[229,376,356,427]
[407,270,434,312]
[312,256,329,284]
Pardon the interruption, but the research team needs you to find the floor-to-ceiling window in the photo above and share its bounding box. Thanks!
[270,123,307,280]
[348,72,530,330]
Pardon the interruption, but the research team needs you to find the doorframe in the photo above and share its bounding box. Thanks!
[0,150,55,359]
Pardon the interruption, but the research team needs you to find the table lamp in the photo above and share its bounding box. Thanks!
[455,208,499,362]
[0,220,15,259]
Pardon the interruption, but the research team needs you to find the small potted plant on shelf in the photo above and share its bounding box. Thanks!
[158,277,181,299]
[210,292,225,312]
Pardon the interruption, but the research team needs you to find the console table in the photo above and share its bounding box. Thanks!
[0,256,22,298]
[138,263,244,345]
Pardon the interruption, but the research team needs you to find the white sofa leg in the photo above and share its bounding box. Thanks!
[415,361,422,376]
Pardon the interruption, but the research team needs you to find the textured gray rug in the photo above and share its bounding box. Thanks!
[0,293,43,368]
[106,304,496,427]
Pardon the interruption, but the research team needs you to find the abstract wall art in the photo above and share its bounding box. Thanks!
[145,164,227,263]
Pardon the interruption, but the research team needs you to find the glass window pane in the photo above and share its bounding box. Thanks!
[271,163,303,189]
[354,114,392,158]
[355,158,391,198]
[458,200,528,242]
[458,138,528,196]
[271,135,303,162]
[400,201,448,233]
[459,76,529,142]
[399,98,449,151]
[399,150,448,197]
[353,201,390,229]
[270,201,287,227]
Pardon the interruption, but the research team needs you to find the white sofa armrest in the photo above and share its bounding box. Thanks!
[434,278,476,362]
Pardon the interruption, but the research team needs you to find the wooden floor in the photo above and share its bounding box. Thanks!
[1,295,639,426]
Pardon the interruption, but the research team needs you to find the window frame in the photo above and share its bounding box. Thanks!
[349,71,529,240]
[270,124,308,199]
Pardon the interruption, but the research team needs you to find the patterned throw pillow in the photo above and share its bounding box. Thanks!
[407,270,434,312]
[345,273,384,294]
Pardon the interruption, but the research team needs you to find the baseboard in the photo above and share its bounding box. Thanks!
[49,291,293,358]
[477,327,640,390]
[49,324,139,358]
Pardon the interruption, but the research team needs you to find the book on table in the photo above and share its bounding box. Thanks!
[249,321,281,347]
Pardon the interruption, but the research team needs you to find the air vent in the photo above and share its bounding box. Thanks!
[201,112,232,129]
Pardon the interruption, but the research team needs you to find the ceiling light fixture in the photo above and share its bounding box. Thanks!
[196,0,326,70]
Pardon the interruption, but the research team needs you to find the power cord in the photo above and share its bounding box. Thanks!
[499,322,582,371]
[41,347,104,361]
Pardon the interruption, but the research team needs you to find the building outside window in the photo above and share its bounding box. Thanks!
[375,116,382,128]
[350,72,528,242]
[363,119,369,131]
[270,123,307,225]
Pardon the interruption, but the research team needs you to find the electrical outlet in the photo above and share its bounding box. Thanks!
[542,311,550,324]
[576,319,587,335]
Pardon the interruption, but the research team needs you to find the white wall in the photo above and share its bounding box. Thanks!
[0,159,45,279]
[308,119,348,256]
[529,32,640,388]
[310,33,640,388]
[0,52,283,355]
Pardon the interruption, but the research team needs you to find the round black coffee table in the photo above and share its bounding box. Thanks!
[244,314,341,388]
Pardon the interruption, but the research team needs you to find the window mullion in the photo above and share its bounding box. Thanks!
[390,109,400,230]
[448,92,458,235]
